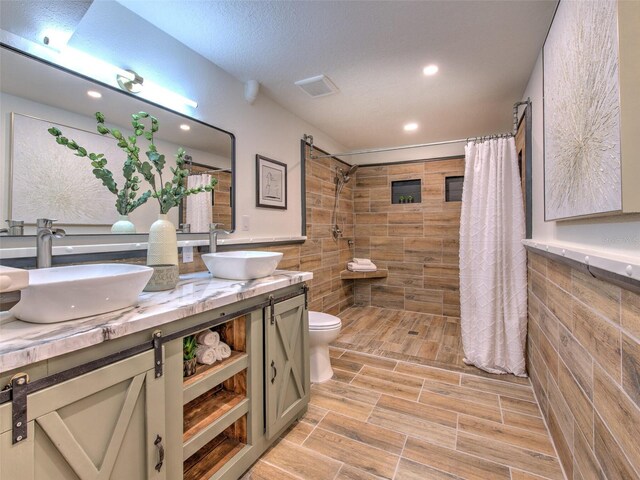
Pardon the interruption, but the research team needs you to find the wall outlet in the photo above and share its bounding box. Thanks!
[242,215,250,231]
[182,246,194,263]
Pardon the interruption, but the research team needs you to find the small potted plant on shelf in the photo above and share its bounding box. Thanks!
[183,335,198,378]
[399,196,406,204]
[407,195,414,203]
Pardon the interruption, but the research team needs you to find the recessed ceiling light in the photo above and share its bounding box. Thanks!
[404,122,418,132]
[423,64,439,76]
[180,124,191,131]
[87,90,102,99]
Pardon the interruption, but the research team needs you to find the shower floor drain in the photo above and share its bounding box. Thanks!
[408,331,419,336]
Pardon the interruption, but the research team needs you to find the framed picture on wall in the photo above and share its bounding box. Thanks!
[256,154,287,209]
[542,0,623,221]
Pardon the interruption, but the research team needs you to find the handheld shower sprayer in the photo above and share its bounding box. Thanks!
[331,164,359,240]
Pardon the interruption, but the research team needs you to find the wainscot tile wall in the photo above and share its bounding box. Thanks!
[527,252,640,479]
[352,158,464,318]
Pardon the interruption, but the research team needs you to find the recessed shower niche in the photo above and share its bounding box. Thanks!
[391,179,422,204]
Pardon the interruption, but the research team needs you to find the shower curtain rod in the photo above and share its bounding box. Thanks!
[305,98,531,160]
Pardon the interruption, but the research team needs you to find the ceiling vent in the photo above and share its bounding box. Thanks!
[295,75,338,98]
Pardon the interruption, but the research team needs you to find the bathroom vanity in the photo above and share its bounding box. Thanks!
[0,270,311,480]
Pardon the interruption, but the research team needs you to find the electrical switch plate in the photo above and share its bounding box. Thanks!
[242,215,250,231]
[182,246,194,263]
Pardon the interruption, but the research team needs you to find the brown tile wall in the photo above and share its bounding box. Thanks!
[527,252,640,479]
[352,158,464,318]
[303,146,354,315]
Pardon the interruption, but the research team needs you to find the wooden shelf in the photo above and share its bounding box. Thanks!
[340,269,388,280]
[183,351,248,404]
[184,390,245,443]
[183,394,249,461]
[183,434,244,480]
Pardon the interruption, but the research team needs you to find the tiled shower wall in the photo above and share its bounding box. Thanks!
[352,158,464,317]
[527,252,640,479]
[303,146,354,314]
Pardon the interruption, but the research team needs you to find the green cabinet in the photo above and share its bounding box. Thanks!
[0,350,166,480]
[0,285,310,480]
[264,294,310,441]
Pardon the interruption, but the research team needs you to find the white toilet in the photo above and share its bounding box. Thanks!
[308,311,342,383]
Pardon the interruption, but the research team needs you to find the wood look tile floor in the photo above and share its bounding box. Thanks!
[334,307,469,373]
[244,308,565,480]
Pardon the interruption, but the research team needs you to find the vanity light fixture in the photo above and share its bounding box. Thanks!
[37,30,199,111]
[116,69,144,94]
[423,64,439,76]
[404,122,419,132]
[87,90,102,99]
[180,124,191,131]
[116,69,198,109]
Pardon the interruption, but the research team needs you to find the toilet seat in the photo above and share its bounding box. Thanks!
[309,311,341,330]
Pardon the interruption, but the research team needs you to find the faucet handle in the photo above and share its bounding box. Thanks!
[5,219,24,227]
[36,218,58,229]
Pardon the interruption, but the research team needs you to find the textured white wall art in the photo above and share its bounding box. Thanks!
[11,113,125,225]
[543,0,622,221]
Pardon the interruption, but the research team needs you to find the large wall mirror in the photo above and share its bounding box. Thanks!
[0,44,235,237]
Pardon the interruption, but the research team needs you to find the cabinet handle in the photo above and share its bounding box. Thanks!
[270,360,277,384]
[154,435,164,472]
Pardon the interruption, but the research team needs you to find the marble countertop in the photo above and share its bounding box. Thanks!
[0,270,312,373]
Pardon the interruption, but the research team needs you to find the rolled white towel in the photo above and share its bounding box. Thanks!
[352,258,374,265]
[196,345,216,365]
[196,330,220,347]
[214,342,232,361]
[347,262,377,272]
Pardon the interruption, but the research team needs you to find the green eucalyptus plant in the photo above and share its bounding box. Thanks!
[48,111,216,216]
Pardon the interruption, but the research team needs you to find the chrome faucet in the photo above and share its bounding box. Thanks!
[0,220,24,236]
[177,223,191,233]
[209,223,230,253]
[36,218,66,268]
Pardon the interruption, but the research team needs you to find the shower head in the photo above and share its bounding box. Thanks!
[338,164,359,184]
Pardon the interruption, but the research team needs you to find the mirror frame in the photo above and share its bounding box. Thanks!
[1,42,236,236]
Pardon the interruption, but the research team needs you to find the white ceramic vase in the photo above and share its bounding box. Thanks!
[147,214,178,266]
[111,215,136,234]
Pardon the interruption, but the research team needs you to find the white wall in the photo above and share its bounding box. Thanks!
[523,52,640,258]
[343,142,464,166]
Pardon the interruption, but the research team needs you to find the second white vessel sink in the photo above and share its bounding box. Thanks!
[11,264,153,323]
[202,251,283,280]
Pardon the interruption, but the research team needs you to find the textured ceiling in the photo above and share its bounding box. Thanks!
[116,0,557,150]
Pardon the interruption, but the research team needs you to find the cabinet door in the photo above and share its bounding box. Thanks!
[264,294,309,440]
[0,350,166,480]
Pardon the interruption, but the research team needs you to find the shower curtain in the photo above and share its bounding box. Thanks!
[186,174,213,233]
[459,137,528,376]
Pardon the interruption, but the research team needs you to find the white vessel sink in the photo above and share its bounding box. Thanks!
[11,264,154,323]
[202,251,283,280]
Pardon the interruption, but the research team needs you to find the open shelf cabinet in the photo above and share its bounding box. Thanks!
[183,415,248,480]
[182,314,250,471]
